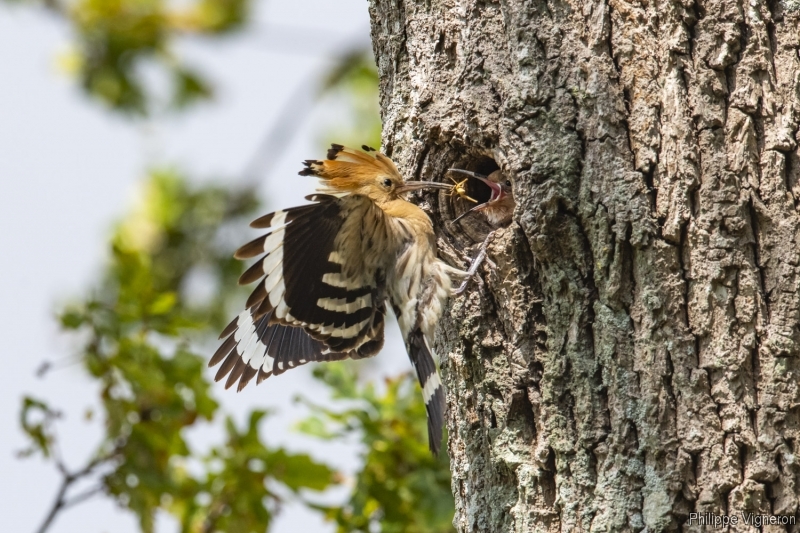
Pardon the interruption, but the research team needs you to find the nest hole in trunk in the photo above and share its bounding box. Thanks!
[443,156,500,243]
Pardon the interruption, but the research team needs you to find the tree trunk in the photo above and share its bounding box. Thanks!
[369,0,800,530]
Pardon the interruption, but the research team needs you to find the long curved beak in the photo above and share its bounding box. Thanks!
[396,181,453,194]
[448,169,504,201]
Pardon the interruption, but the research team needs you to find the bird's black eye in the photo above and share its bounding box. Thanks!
[383,178,392,188]
[505,180,511,187]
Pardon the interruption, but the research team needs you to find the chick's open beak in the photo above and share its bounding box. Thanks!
[448,169,505,202]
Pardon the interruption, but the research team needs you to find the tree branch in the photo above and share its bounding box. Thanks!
[62,485,104,509]
[34,472,72,533]
[33,452,116,533]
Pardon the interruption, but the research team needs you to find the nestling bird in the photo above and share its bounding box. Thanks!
[448,169,515,293]
[210,144,466,455]
[451,169,514,227]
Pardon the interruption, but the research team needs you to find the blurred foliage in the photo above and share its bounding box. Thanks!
[299,365,456,533]
[14,1,457,531]
[18,396,61,459]
[320,50,382,150]
[20,168,455,533]
[4,0,250,113]
[20,172,336,533]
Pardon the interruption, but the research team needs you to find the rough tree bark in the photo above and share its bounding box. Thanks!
[368,0,800,531]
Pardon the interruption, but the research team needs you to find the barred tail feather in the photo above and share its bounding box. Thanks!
[406,327,446,456]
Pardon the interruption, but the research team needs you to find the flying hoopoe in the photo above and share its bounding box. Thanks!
[210,144,467,455]
[449,169,515,293]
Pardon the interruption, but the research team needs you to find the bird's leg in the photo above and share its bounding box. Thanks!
[454,232,495,295]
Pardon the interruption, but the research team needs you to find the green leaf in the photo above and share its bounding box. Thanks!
[59,307,85,329]
[300,366,456,533]
[18,396,60,458]
[295,415,339,440]
[148,291,177,315]
[172,67,213,109]
[266,450,336,492]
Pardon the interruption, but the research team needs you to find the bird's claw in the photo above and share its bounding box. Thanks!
[453,233,495,295]
[454,280,469,295]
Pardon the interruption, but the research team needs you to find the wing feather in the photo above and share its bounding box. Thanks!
[212,308,348,390]
[225,357,248,390]
[245,281,268,310]
[218,316,238,340]
[239,259,266,286]
[238,365,258,391]
[210,335,236,367]
[235,234,270,260]
[212,194,389,391]
[215,348,240,383]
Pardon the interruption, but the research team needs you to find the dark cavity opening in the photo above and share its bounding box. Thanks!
[450,156,500,207]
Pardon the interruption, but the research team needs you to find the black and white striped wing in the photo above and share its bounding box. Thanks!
[210,308,352,391]
[211,194,387,391]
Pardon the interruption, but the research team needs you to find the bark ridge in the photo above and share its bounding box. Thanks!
[369,0,800,530]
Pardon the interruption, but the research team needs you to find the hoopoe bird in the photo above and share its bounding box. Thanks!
[210,144,467,455]
[449,169,515,293]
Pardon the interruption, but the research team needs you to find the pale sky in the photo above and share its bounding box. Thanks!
[0,1,412,531]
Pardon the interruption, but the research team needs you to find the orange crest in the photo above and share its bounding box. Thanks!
[299,144,403,194]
